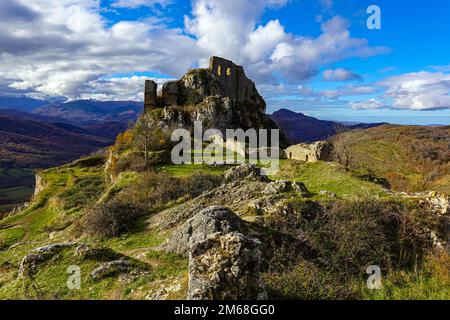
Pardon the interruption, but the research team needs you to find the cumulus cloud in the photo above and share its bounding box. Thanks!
[323,68,362,82]
[0,0,203,99]
[380,71,450,110]
[185,1,388,83]
[78,76,171,101]
[0,0,388,101]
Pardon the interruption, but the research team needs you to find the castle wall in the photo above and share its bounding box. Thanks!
[143,56,265,112]
[209,56,262,111]
[285,141,333,162]
[144,80,157,111]
[162,81,179,107]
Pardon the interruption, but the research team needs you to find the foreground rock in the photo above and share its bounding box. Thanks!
[161,206,242,256]
[162,206,266,300]
[189,231,266,300]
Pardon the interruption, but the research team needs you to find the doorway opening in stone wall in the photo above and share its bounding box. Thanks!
[305,155,309,162]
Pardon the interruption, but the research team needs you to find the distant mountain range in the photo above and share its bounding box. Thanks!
[0,96,143,123]
[270,108,387,144]
[0,113,110,168]
[0,96,52,112]
[33,100,143,123]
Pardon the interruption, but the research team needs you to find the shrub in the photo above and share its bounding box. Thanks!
[265,260,359,300]
[82,199,141,238]
[60,175,105,211]
[117,171,222,211]
[263,198,436,298]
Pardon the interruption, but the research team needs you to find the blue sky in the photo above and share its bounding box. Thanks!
[1,0,449,124]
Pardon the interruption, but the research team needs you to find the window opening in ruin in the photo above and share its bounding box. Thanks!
[305,155,309,162]
[218,65,222,76]
[226,68,231,76]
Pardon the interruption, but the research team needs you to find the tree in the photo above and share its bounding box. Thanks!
[133,114,172,160]
[134,115,153,161]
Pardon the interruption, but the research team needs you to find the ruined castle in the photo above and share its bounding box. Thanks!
[144,56,266,112]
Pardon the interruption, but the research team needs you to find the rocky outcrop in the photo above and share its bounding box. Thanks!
[91,260,132,281]
[142,57,286,146]
[33,172,47,198]
[18,243,76,278]
[74,244,120,261]
[224,164,270,183]
[162,206,243,256]
[425,192,449,216]
[263,180,309,196]
[161,206,266,300]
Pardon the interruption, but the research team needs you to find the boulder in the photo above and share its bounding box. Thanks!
[161,206,242,256]
[188,231,266,300]
[18,243,76,278]
[161,205,266,300]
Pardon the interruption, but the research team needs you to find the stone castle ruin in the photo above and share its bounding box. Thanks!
[284,141,333,163]
[144,56,266,113]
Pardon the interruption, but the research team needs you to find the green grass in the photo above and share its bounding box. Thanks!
[0,227,25,250]
[271,160,388,198]
[157,164,231,177]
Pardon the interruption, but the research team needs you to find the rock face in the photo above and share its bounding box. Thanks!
[161,206,266,300]
[34,173,47,198]
[284,141,334,162]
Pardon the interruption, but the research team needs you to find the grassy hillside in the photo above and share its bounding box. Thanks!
[0,151,447,300]
[333,125,450,194]
[0,157,187,299]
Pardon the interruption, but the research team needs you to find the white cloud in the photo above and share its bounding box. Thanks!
[111,0,172,8]
[380,71,450,110]
[79,76,172,101]
[0,0,388,101]
[350,99,385,110]
[0,0,203,99]
[323,68,362,82]
[185,1,388,83]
